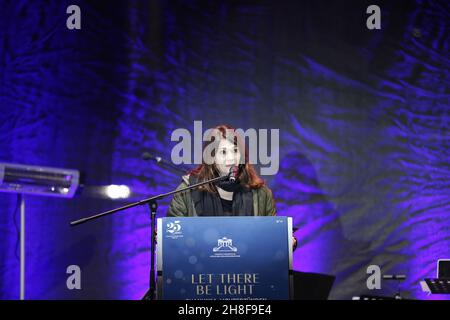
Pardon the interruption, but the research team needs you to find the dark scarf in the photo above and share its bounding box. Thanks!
[189,175,254,216]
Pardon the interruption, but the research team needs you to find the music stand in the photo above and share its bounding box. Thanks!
[292,271,335,300]
[421,279,450,294]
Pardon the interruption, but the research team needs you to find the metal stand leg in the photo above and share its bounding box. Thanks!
[142,200,157,300]
[20,195,25,300]
[149,200,157,300]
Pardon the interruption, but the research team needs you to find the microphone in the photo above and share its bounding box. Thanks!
[141,152,189,175]
[228,166,240,183]
[142,152,161,162]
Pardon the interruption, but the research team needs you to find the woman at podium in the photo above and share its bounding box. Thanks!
[167,124,277,217]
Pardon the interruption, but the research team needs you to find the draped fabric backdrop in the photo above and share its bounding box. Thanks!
[0,0,448,299]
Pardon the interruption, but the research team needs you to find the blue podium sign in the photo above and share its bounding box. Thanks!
[157,216,293,300]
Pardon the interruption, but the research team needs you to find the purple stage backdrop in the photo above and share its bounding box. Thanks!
[0,0,449,299]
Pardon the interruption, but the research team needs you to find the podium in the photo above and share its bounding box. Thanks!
[156,216,293,300]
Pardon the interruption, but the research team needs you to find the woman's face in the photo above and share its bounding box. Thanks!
[214,138,241,176]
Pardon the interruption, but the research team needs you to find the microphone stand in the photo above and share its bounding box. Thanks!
[70,173,232,300]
